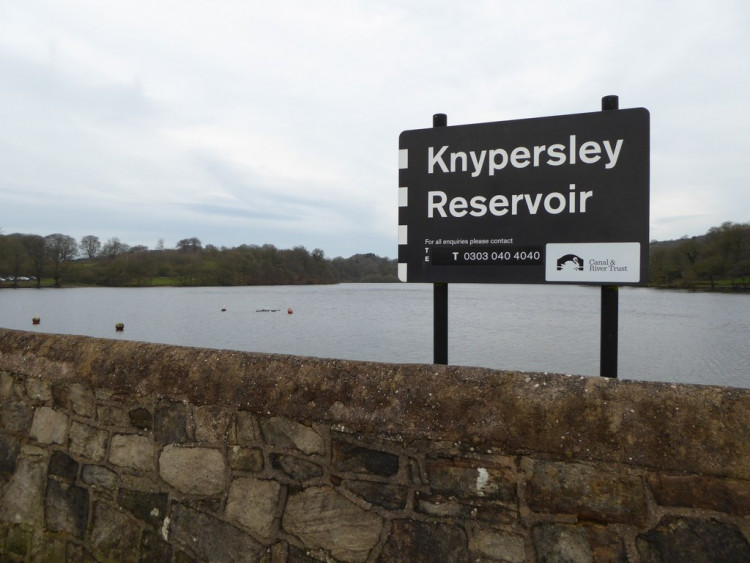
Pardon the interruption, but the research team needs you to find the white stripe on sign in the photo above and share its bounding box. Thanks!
[399,149,408,169]
[398,187,408,207]
[398,225,408,245]
[398,262,407,282]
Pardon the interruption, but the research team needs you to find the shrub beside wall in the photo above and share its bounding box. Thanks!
[1,328,749,561]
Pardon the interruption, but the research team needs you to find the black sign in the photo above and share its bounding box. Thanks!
[398,108,650,284]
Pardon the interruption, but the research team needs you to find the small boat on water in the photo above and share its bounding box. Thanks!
[255,308,281,313]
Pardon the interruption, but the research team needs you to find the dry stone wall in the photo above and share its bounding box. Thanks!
[0,327,749,562]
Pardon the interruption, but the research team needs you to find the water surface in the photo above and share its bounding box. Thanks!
[1,284,747,388]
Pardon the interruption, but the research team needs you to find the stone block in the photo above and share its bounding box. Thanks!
[1,523,10,548]
[179,495,222,514]
[0,457,46,525]
[194,406,233,442]
[29,407,68,445]
[228,445,264,472]
[332,441,399,477]
[282,486,383,562]
[0,371,14,400]
[82,465,118,490]
[68,383,96,418]
[637,516,750,562]
[225,476,282,541]
[94,388,116,401]
[69,421,109,461]
[261,416,325,455]
[65,542,98,562]
[647,473,750,516]
[89,501,143,562]
[140,528,172,562]
[24,378,52,403]
[235,411,262,444]
[51,381,95,417]
[469,527,526,563]
[532,523,626,563]
[345,480,409,510]
[154,400,188,444]
[97,404,130,427]
[44,479,89,538]
[158,445,226,495]
[29,529,67,561]
[48,451,78,483]
[2,402,33,433]
[129,407,153,431]
[118,488,169,529]
[271,453,323,481]
[425,458,517,502]
[378,519,468,563]
[526,460,648,525]
[6,524,31,557]
[532,523,592,562]
[417,498,469,518]
[0,435,20,476]
[119,473,168,494]
[109,434,154,472]
[417,495,518,523]
[473,503,520,525]
[19,444,47,458]
[288,544,324,561]
[168,502,267,561]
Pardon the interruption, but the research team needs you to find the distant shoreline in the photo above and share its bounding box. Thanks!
[2,280,748,293]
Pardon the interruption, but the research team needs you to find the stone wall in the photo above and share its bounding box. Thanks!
[0,327,749,562]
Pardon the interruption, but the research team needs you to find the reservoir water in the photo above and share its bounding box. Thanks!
[0,284,747,389]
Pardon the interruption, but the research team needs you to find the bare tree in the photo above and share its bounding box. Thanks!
[2,235,26,288]
[80,235,102,259]
[101,237,130,257]
[24,235,45,288]
[44,233,78,287]
[176,237,202,252]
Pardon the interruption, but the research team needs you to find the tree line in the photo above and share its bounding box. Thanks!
[1,222,748,289]
[649,221,750,290]
[0,233,398,287]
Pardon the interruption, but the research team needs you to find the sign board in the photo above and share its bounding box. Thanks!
[398,108,650,284]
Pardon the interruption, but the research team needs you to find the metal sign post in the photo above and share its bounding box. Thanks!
[433,113,448,365]
[600,95,620,378]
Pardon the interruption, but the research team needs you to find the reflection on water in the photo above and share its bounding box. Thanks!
[0,284,747,388]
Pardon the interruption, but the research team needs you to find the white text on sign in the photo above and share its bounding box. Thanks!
[427,184,593,218]
[427,135,623,177]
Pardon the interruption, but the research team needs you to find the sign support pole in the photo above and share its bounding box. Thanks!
[600,95,619,378]
[433,113,449,365]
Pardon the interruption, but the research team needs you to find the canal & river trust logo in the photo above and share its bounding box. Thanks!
[545,242,641,283]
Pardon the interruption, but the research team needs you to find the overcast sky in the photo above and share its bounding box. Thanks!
[1,1,748,258]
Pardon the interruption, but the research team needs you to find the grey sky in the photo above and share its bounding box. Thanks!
[1,0,748,257]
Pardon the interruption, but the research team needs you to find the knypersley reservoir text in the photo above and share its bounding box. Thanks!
[426,134,622,219]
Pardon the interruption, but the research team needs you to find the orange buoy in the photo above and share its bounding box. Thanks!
[287,307,293,315]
